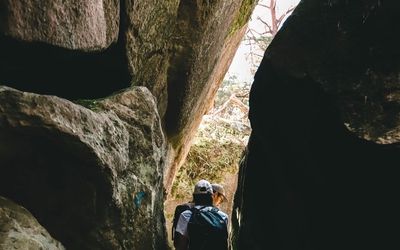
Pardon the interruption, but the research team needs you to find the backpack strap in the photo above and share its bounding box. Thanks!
[191,205,206,212]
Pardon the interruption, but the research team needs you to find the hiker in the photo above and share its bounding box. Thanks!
[171,200,195,246]
[171,182,227,247]
[212,183,227,207]
[174,179,229,250]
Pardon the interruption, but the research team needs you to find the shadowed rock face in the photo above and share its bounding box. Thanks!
[231,0,400,249]
[0,86,167,249]
[0,196,66,250]
[0,0,123,99]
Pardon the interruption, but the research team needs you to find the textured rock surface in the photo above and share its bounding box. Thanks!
[0,196,65,250]
[161,0,246,191]
[0,0,249,198]
[0,0,119,50]
[231,0,400,249]
[0,86,167,249]
[263,0,400,143]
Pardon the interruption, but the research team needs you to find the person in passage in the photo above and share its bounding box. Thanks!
[211,183,227,207]
[174,179,229,250]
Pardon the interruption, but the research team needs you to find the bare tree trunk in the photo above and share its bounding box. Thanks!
[213,94,249,116]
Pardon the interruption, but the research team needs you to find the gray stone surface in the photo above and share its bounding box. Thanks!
[0,86,168,250]
[0,196,65,250]
[0,0,119,50]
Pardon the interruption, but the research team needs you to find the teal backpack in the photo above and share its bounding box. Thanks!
[188,206,228,250]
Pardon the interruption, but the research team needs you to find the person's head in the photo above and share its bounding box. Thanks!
[192,179,214,206]
[211,183,227,207]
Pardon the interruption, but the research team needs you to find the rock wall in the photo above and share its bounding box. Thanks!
[232,0,400,249]
[0,0,255,249]
[0,196,65,250]
[0,86,167,249]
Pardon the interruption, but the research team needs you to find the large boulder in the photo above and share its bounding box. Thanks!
[232,0,400,249]
[0,86,167,249]
[0,196,65,250]
[0,0,119,50]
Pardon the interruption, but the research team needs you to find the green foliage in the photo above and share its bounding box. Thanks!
[72,99,101,111]
[171,126,247,199]
[229,0,259,38]
[171,72,251,200]
[72,88,130,112]
[254,35,274,51]
[216,75,251,107]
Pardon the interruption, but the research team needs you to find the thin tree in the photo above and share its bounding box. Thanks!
[244,0,298,73]
[212,1,299,118]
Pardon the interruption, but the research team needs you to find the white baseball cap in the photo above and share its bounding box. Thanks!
[193,179,213,195]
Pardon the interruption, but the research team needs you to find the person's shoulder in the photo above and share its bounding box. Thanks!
[216,209,228,218]
[204,206,227,215]
[193,205,209,210]
[181,209,193,216]
[217,210,228,216]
